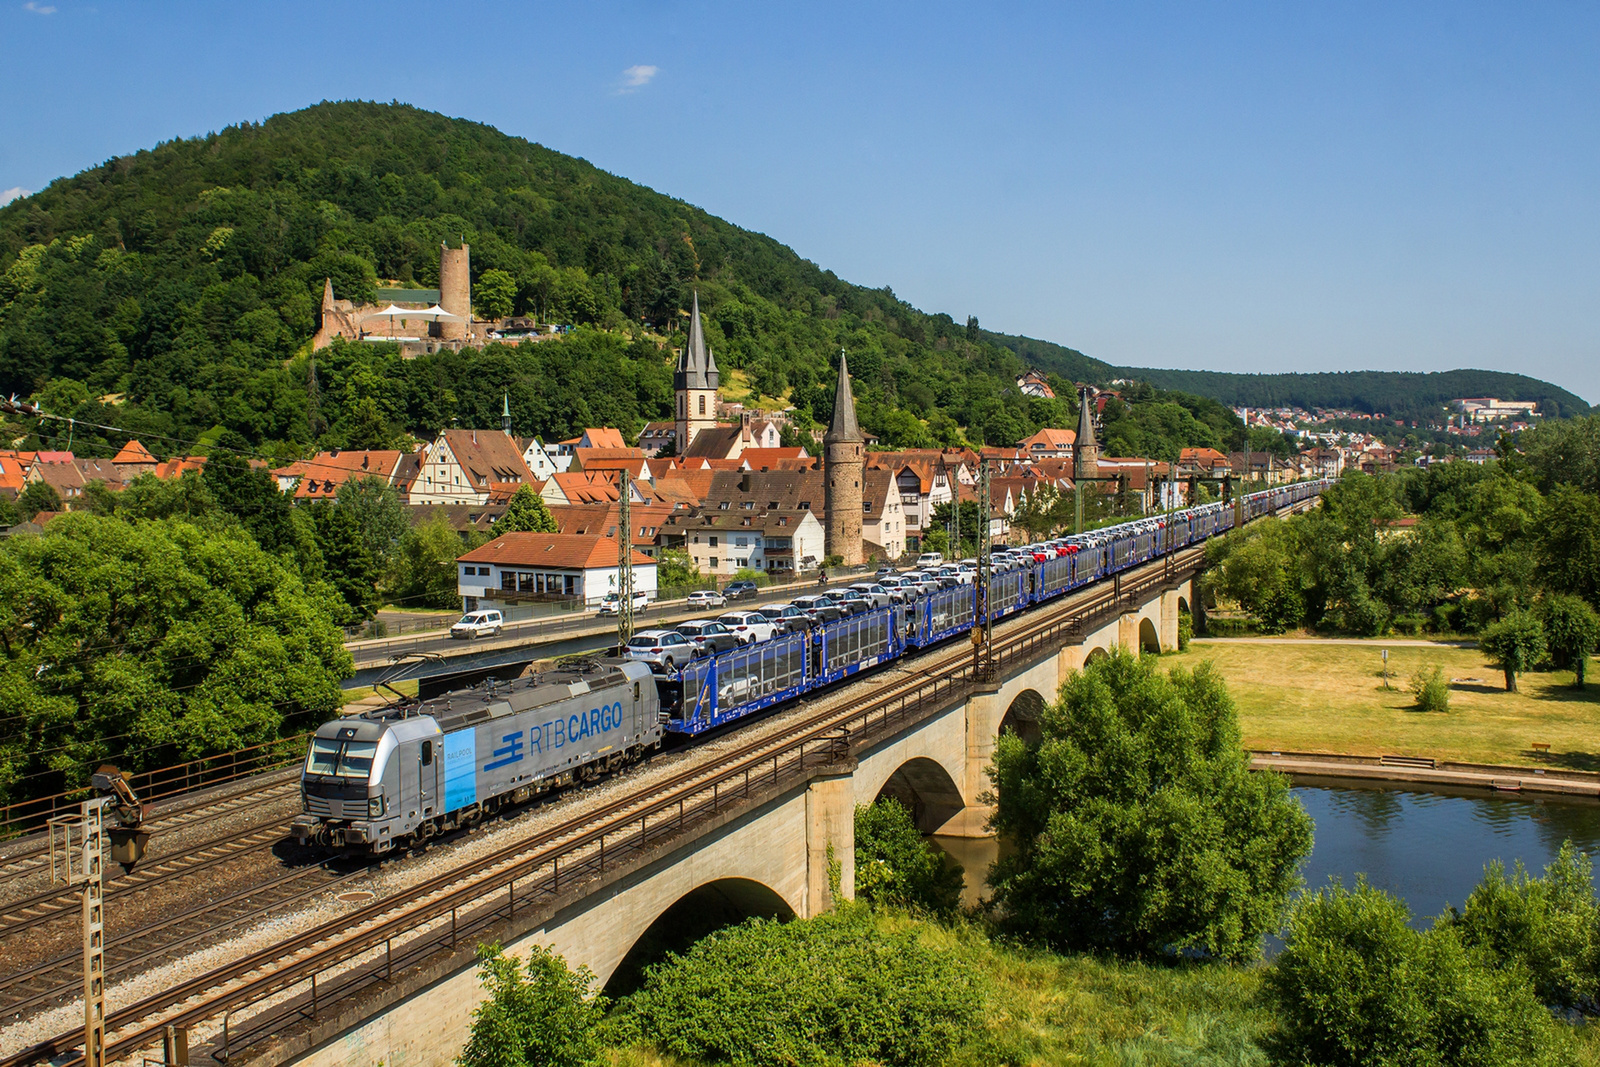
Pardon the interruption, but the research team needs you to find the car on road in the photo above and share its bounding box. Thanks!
[675,619,741,657]
[915,551,945,568]
[723,579,761,601]
[596,590,650,616]
[449,609,504,639]
[756,604,814,633]
[874,565,897,580]
[718,611,781,643]
[686,589,727,610]
[622,629,695,672]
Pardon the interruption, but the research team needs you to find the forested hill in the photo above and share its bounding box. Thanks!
[980,333,1592,420]
[0,100,1583,463]
[1113,367,1592,421]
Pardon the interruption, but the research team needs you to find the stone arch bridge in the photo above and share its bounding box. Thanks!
[243,564,1197,1067]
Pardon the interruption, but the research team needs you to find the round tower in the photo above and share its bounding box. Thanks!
[439,242,471,341]
[824,351,865,566]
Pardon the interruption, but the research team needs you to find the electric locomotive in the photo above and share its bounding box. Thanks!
[292,658,661,853]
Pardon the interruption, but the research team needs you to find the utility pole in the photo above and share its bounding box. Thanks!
[50,797,109,1067]
[617,469,634,649]
[973,458,994,682]
[1074,480,1084,535]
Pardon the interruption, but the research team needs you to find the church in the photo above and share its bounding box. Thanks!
[671,292,866,566]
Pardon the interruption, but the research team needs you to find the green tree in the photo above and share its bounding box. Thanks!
[0,494,18,526]
[618,910,983,1067]
[0,512,351,805]
[655,548,699,594]
[307,501,382,623]
[458,943,605,1067]
[475,268,517,321]
[334,474,407,575]
[1480,610,1547,692]
[496,484,557,534]
[1537,485,1600,608]
[1453,843,1600,1013]
[201,431,293,552]
[1267,879,1576,1067]
[17,478,62,520]
[1539,595,1600,688]
[854,798,964,916]
[987,648,1312,960]
[392,510,474,609]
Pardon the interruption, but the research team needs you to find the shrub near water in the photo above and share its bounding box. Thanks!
[1267,880,1579,1067]
[1409,664,1450,712]
[616,909,984,1067]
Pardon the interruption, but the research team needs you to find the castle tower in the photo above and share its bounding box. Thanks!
[824,351,865,566]
[1074,384,1100,483]
[439,242,471,341]
[673,291,720,451]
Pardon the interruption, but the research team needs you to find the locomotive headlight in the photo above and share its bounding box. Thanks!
[368,796,386,817]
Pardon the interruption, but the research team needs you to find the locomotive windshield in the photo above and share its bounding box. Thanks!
[306,738,379,778]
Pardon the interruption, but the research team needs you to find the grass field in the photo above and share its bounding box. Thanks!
[1163,639,1600,770]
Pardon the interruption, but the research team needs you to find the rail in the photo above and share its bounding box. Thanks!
[1,736,309,842]
[3,545,1213,1067]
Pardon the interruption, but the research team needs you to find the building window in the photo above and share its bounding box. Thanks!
[710,536,719,547]
[710,556,719,568]
[741,501,754,509]
[698,395,706,415]
[718,501,730,510]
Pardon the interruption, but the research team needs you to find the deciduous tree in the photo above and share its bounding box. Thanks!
[496,484,557,534]
[1480,610,1547,692]
[987,648,1312,960]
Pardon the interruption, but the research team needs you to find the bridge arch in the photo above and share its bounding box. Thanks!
[871,756,966,833]
[602,876,795,996]
[997,688,1047,745]
[1084,646,1111,666]
[1139,617,1160,654]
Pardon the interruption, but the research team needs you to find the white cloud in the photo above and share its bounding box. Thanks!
[0,187,31,206]
[617,65,658,94]
[24,1,57,14]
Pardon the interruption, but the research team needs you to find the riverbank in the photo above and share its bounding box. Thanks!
[1164,638,1599,770]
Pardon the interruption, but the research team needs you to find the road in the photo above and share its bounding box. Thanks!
[343,571,878,674]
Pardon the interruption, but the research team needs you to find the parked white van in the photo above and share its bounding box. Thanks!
[450,609,504,639]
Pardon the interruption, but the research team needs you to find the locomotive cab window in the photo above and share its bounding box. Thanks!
[306,738,378,778]
[421,740,433,766]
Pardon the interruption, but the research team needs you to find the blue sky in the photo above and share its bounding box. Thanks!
[3,1,1597,401]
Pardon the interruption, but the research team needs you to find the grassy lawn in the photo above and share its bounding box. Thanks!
[1163,639,1600,770]
[340,678,418,707]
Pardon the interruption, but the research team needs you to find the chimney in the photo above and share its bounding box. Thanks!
[741,410,752,437]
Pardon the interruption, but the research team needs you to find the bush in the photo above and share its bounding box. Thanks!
[1177,608,1193,651]
[987,648,1312,961]
[1267,880,1578,1067]
[730,566,770,588]
[1452,843,1600,1013]
[1409,665,1450,713]
[618,909,984,1067]
[854,799,964,916]
[459,943,606,1067]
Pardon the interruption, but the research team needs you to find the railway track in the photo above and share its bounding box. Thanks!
[0,857,366,1022]
[0,773,301,886]
[4,547,1197,1067]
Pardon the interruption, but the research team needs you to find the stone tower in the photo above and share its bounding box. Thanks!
[1074,384,1100,483]
[824,351,865,566]
[439,242,471,341]
[673,292,720,452]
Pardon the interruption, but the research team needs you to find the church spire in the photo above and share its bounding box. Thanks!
[825,350,864,445]
[502,392,512,437]
[676,291,717,390]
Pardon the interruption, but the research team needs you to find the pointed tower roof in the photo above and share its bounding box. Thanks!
[675,291,718,391]
[825,351,864,444]
[1076,385,1098,452]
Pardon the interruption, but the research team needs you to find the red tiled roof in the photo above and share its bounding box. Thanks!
[113,439,157,465]
[459,532,653,569]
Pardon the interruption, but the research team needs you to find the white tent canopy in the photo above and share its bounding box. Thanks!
[362,304,462,323]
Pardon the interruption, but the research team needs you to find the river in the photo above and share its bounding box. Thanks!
[933,779,1600,920]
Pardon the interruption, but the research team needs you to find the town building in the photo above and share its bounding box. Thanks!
[1074,385,1100,482]
[1017,427,1077,460]
[1016,369,1056,399]
[661,507,825,577]
[823,352,866,565]
[456,532,657,616]
[411,428,537,507]
[674,292,721,451]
